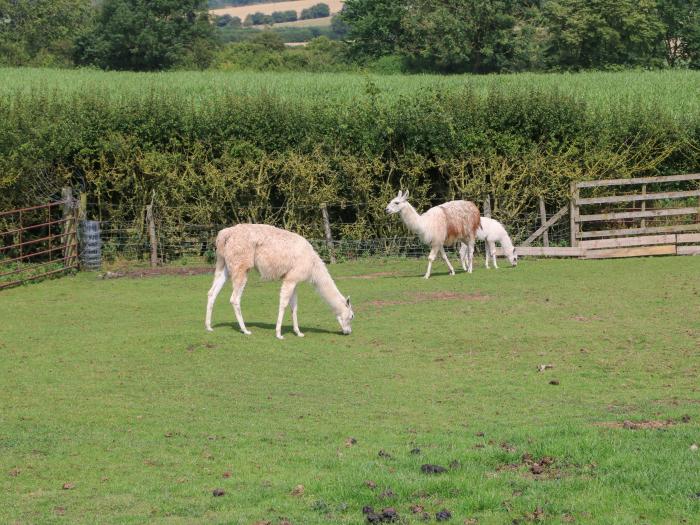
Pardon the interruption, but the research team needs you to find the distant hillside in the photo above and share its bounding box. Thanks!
[210,0,344,20]
[208,0,299,7]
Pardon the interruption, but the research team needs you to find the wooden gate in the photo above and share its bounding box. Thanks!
[572,174,700,258]
[0,195,79,290]
[494,173,700,258]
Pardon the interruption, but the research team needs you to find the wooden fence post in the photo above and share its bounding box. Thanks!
[570,181,580,247]
[146,198,159,267]
[483,195,492,218]
[539,196,549,247]
[320,203,336,264]
[61,187,77,266]
[640,184,646,228]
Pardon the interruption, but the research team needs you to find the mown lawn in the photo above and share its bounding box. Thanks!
[0,256,699,524]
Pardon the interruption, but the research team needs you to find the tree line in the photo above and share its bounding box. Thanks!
[0,0,698,72]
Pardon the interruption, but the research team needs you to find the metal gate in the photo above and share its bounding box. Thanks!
[0,199,79,290]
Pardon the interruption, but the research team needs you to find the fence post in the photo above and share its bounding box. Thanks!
[640,184,646,228]
[61,187,77,266]
[320,203,336,264]
[146,201,159,267]
[539,196,549,247]
[570,181,579,247]
[483,195,492,218]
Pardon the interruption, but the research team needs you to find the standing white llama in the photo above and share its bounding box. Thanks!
[205,224,353,340]
[385,190,480,278]
[459,216,518,270]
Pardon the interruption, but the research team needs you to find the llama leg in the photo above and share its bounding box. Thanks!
[424,247,439,279]
[276,280,296,340]
[484,243,490,269]
[289,288,304,337]
[230,271,251,335]
[490,241,499,269]
[440,246,455,276]
[205,256,228,332]
[467,240,475,273]
[459,243,468,272]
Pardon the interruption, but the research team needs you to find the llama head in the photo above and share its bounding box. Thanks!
[385,190,409,214]
[507,247,518,267]
[336,296,354,335]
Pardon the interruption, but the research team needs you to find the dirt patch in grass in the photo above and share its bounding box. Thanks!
[367,291,490,309]
[596,419,679,430]
[101,267,212,279]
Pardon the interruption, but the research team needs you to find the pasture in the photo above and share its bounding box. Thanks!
[1,256,699,524]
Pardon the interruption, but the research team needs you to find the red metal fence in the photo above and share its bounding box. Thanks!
[0,200,78,290]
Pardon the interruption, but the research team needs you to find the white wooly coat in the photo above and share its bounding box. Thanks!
[385,190,481,278]
[460,217,517,269]
[205,224,353,340]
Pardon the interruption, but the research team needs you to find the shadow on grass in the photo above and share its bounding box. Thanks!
[213,321,340,335]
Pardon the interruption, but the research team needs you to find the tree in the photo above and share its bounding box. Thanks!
[657,0,700,67]
[300,3,331,20]
[341,0,542,73]
[74,0,217,70]
[340,0,406,57]
[400,0,540,73]
[0,0,93,66]
[543,0,665,69]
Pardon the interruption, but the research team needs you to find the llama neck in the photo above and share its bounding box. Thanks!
[311,261,346,314]
[500,230,515,254]
[399,203,425,235]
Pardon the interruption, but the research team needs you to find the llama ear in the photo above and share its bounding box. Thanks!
[346,295,351,306]
[397,189,404,199]
[402,190,409,200]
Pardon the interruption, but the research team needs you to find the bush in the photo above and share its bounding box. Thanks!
[0,69,698,245]
[300,3,331,20]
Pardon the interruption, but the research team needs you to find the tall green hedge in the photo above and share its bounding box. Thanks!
[1,69,698,243]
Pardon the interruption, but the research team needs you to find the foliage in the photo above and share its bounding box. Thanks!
[342,0,700,72]
[657,0,700,68]
[1,68,698,241]
[1,257,700,523]
[0,0,93,67]
[74,0,217,71]
[543,0,666,70]
[300,2,331,20]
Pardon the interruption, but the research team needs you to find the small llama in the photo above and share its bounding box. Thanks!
[205,224,353,339]
[385,190,480,278]
[460,216,518,269]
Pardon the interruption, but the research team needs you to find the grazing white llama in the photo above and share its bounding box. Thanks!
[385,190,480,278]
[459,216,518,270]
[205,224,353,340]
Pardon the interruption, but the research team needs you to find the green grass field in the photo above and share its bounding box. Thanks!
[2,68,699,123]
[1,257,699,524]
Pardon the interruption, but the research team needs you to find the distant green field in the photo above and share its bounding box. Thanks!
[1,257,699,524]
[2,68,700,123]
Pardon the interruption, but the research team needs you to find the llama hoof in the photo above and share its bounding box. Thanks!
[423,275,430,280]
[276,334,285,340]
[295,332,305,338]
[449,271,455,276]
[206,326,213,332]
[242,330,252,335]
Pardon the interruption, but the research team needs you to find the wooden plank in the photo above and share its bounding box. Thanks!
[579,223,700,239]
[521,205,569,246]
[576,173,700,188]
[495,246,584,257]
[539,196,549,247]
[580,234,676,250]
[570,182,579,247]
[677,233,700,244]
[678,245,700,255]
[576,189,700,206]
[577,207,698,222]
[584,244,676,259]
